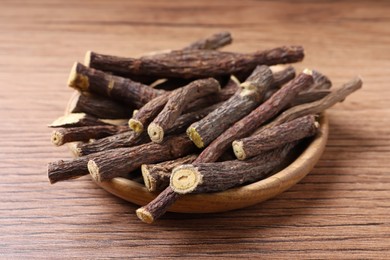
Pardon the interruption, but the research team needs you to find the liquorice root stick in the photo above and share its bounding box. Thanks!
[148,78,221,143]
[170,142,296,194]
[232,115,318,160]
[51,125,129,146]
[68,62,165,108]
[256,77,363,133]
[49,113,127,128]
[76,131,148,156]
[270,65,296,89]
[87,134,197,182]
[183,31,232,51]
[129,78,221,133]
[187,65,273,148]
[194,69,314,163]
[68,92,133,119]
[77,104,220,156]
[290,89,331,107]
[141,155,198,192]
[86,46,304,79]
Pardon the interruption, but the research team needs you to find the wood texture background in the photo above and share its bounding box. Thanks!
[1,0,389,258]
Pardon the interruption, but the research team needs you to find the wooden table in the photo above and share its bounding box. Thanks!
[1,0,389,258]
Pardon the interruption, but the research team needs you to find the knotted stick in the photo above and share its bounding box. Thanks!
[86,46,304,79]
[232,115,318,160]
[187,65,273,148]
[148,78,221,143]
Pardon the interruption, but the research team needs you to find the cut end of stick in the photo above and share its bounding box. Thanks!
[51,131,64,146]
[170,165,202,194]
[147,123,164,143]
[87,160,102,183]
[67,62,89,91]
[136,207,155,224]
[232,140,246,160]
[303,68,313,76]
[84,50,92,67]
[141,165,157,192]
[48,113,86,127]
[186,127,204,148]
[128,119,144,133]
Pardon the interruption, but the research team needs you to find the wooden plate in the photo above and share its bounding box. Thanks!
[66,92,329,213]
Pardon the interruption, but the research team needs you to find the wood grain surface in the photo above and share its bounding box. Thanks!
[1,0,389,258]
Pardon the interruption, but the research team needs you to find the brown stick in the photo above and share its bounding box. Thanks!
[148,78,221,143]
[311,69,332,90]
[68,62,165,108]
[256,77,363,132]
[232,115,318,160]
[183,31,232,51]
[186,65,273,148]
[86,46,304,79]
[136,187,180,224]
[48,113,127,128]
[270,65,296,88]
[51,125,129,146]
[170,143,296,194]
[194,69,314,163]
[290,89,331,107]
[141,155,198,192]
[75,131,149,156]
[87,134,197,182]
[68,92,133,119]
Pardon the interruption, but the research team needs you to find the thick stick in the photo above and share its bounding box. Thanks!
[183,31,232,50]
[170,143,296,194]
[232,115,318,160]
[87,135,196,182]
[256,77,363,132]
[68,62,165,108]
[148,78,221,143]
[187,65,273,148]
[48,113,127,128]
[194,70,314,163]
[68,92,133,119]
[86,46,304,79]
[141,155,198,192]
[51,125,129,146]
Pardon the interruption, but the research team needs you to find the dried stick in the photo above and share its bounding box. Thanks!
[232,115,318,160]
[51,125,129,146]
[48,113,127,128]
[194,69,314,163]
[187,65,273,148]
[129,78,221,133]
[148,78,221,143]
[311,69,332,90]
[136,187,180,224]
[183,31,232,50]
[290,89,331,107]
[68,92,133,119]
[77,104,220,156]
[270,65,296,89]
[141,155,198,192]
[68,62,165,108]
[170,143,296,194]
[86,46,304,79]
[87,135,196,182]
[256,77,363,132]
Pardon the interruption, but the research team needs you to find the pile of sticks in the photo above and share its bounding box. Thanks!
[48,31,362,224]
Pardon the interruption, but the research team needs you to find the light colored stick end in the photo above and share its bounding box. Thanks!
[186,127,204,148]
[147,123,164,143]
[170,165,201,195]
[128,119,144,133]
[136,207,155,224]
[141,164,156,192]
[51,131,64,146]
[232,140,246,160]
[303,68,313,76]
[87,160,102,183]
[84,50,92,67]
[48,113,85,127]
[68,62,89,91]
